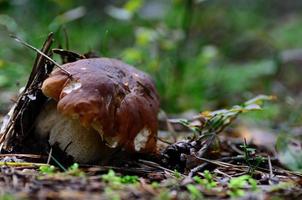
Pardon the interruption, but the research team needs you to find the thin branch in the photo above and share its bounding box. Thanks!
[156,136,173,145]
[268,155,274,179]
[10,35,72,78]
[0,154,44,159]
[47,148,53,165]
[139,159,186,178]
[0,162,50,167]
[46,151,67,172]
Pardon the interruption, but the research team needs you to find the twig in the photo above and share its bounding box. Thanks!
[0,154,44,159]
[189,163,208,177]
[228,142,244,154]
[213,168,232,178]
[219,155,277,163]
[47,148,52,165]
[46,151,67,172]
[10,35,72,78]
[189,155,251,177]
[0,162,49,167]
[156,136,173,145]
[268,155,274,179]
[255,165,302,177]
[196,133,216,157]
[193,155,237,168]
[139,159,186,177]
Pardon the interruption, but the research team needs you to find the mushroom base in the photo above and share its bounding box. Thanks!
[35,101,113,163]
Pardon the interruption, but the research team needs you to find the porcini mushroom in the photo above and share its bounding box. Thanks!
[35,58,160,163]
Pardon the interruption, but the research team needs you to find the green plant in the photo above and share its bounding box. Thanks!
[186,184,203,200]
[172,169,182,179]
[120,175,139,184]
[227,175,258,198]
[101,169,139,187]
[193,170,217,190]
[240,140,265,173]
[66,163,85,176]
[39,165,56,175]
[180,95,275,136]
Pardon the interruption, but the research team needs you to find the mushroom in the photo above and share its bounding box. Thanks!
[35,58,160,163]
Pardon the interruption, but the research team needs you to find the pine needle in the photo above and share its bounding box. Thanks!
[10,35,72,78]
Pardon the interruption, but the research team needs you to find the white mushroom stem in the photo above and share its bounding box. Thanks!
[35,101,112,163]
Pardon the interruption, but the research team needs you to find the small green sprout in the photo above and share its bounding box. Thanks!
[172,169,182,179]
[240,141,265,173]
[66,163,85,176]
[102,169,121,183]
[186,184,203,200]
[69,163,80,171]
[193,170,217,190]
[39,165,56,175]
[227,175,258,198]
[121,175,139,184]
[101,169,139,187]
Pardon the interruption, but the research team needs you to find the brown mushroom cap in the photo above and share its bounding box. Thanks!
[42,58,159,153]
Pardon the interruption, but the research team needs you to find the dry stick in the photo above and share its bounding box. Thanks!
[256,165,302,177]
[190,155,278,177]
[0,154,43,159]
[189,155,251,177]
[193,155,238,168]
[214,168,232,178]
[25,32,54,90]
[139,159,186,178]
[47,148,53,165]
[0,162,49,167]
[0,122,14,150]
[156,136,173,145]
[46,151,67,172]
[268,155,274,179]
[0,34,55,152]
[219,155,277,163]
[10,35,72,78]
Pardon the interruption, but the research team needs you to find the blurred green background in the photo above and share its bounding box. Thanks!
[1,0,302,127]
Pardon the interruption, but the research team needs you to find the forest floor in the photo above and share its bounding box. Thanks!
[0,121,301,200]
